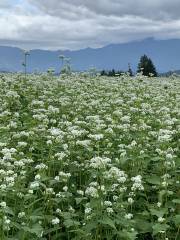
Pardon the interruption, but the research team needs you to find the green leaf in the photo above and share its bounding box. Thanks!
[75,197,87,205]
[146,176,161,185]
[174,215,180,226]
[64,219,80,228]
[149,208,167,217]
[172,199,180,204]
[29,223,43,237]
[83,221,98,232]
[135,219,152,233]
[118,230,138,240]
[43,225,62,235]
[99,217,116,230]
[152,223,169,235]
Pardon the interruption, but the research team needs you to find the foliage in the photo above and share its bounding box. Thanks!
[137,55,158,77]
[0,73,179,239]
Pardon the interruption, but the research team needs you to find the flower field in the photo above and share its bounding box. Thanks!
[0,73,179,240]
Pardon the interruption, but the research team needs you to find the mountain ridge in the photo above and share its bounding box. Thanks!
[0,38,179,73]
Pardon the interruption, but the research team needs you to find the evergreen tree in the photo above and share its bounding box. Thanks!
[100,70,106,76]
[137,55,157,77]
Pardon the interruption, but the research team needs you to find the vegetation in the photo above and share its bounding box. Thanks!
[0,73,179,240]
[137,55,157,77]
[100,69,129,76]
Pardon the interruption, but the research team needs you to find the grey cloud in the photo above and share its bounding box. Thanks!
[29,0,180,20]
[0,0,180,50]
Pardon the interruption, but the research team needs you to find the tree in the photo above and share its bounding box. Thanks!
[137,55,157,77]
[108,69,115,77]
[100,70,106,76]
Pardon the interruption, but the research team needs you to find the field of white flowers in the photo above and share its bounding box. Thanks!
[0,73,179,240]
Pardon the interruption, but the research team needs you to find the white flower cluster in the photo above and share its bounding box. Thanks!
[89,156,111,169]
[131,175,144,191]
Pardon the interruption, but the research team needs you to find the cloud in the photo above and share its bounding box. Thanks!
[0,0,180,49]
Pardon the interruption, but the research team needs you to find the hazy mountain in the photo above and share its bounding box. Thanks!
[0,38,179,73]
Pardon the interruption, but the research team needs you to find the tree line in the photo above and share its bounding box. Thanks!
[101,54,157,77]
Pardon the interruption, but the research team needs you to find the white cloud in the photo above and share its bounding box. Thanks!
[0,0,180,49]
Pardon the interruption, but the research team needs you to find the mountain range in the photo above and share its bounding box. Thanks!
[0,38,179,73]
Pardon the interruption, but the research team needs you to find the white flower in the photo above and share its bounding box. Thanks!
[85,186,99,198]
[56,209,62,214]
[104,201,112,207]
[125,213,133,219]
[30,181,40,189]
[77,190,84,195]
[63,186,68,192]
[47,140,53,145]
[18,212,25,218]
[89,156,111,169]
[4,216,11,225]
[128,198,134,204]
[0,202,6,208]
[85,207,92,214]
[106,207,114,214]
[158,217,165,223]
[35,174,41,180]
[52,217,60,225]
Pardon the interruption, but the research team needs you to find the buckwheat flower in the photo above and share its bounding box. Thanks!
[30,181,40,189]
[157,202,162,208]
[125,213,133,220]
[85,186,99,198]
[113,195,118,201]
[104,201,112,207]
[88,134,104,141]
[35,163,48,170]
[170,208,175,213]
[69,206,75,213]
[158,217,165,223]
[121,115,131,123]
[166,153,173,160]
[85,207,92,214]
[162,181,168,187]
[106,207,114,214]
[52,217,60,225]
[18,212,25,218]
[119,187,127,192]
[47,140,52,145]
[0,201,6,208]
[106,167,127,183]
[140,150,145,155]
[17,142,27,147]
[35,174,41,180]
[131,140,137,146]
[77,190,84,195]
[4,217,10,225]
[128,198,134,204]
[56,208,61,214]
[50,128,62,136]
[89,156,111,169]
[63,186,68,192]
[120,151,126,157]
[45,188,55,194]
[54,176,60,181]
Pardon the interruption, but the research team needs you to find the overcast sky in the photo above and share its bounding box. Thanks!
[0,0,180,50]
